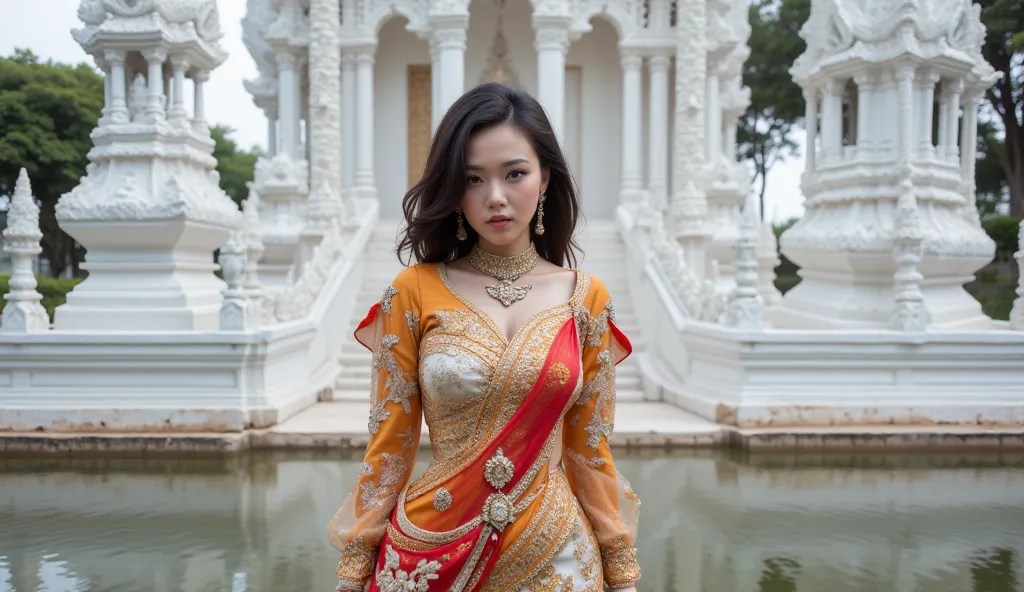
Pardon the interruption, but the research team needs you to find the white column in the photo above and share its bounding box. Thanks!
[705,63,721,166]
[433,20,468,120]
[960,91,980,187]
[647,54,671,211]
[276,51,298,157]
[821,79,842,162]
[143,48,167,123]
[169,56,189,127]
[354,47,376,199]
[104,50,129,124]
[267,117,277,157]
[853,73,875,159]
[944,78,963,161]
[620,53,644,203]
[533,22,571,141]
[341,52,357,192]
[429,37,441,133]
[918,70,939,158]
[937,85,950,156]
[192,70,209,134]
[804,88,819,174]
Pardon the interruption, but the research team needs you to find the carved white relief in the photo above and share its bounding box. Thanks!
[1010,219,1024,331]
[670,0,710,240]
[723,194,764,329]
[775,0,1001,330]
[308,0,343,225]
[1,169,49,333]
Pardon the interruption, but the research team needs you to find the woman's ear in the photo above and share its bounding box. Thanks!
[541,166,551,195]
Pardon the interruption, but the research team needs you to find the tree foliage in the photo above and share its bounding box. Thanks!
[0,49,102,277]
[737,0,811,220]
[976,0,1024,216]
[211,125,261,207]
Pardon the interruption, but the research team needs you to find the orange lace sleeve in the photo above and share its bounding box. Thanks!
[327,266,423,591]
[562,276,642,590]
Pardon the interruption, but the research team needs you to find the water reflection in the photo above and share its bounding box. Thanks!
[1,450,1022,592]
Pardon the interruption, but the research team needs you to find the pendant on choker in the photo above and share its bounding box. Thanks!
[467,243,539,307]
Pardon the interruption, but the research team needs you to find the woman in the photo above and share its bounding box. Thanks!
[328,83,641,592]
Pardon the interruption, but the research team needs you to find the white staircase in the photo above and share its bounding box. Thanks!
[332,221,647,403]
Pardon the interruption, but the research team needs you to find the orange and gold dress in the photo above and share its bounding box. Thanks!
[328,263,641,592]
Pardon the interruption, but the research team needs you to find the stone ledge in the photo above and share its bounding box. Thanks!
[0,432,249,454]
[728,426,1024,451]
[4,425,1023,453]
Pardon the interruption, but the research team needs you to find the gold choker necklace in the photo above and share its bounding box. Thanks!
[468,243,539,307]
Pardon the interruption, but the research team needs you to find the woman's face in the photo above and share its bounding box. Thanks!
[460,123,549,255]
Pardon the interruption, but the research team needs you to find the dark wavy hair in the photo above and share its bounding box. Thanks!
[396,83,582,267]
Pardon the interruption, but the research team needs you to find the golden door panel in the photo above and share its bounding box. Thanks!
[408,65,432,189]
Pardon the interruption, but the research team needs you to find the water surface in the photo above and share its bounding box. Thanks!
[1,449,1022,591]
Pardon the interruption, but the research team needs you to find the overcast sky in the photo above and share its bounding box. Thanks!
[0,0,807,222]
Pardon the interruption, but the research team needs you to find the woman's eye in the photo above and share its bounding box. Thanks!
[467,175,482,184]
[507,169,527,181]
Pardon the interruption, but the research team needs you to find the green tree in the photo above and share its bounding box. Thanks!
[738,0,811,220]
[976,0,1024,216]
[211,124,261,206]
[0,49,102,277]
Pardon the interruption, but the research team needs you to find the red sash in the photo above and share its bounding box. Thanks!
[367,316,582,592]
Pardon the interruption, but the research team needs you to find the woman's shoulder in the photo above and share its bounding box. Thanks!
[571,268,615,311]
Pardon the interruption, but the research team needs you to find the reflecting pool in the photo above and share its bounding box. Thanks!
[1,449,1022,591]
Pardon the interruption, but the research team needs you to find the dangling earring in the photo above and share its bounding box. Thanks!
[535,194,546,236]
[456,208,468,241]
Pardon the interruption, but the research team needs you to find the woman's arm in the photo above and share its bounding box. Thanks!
[562,277,641,590]
[327,266,424,591]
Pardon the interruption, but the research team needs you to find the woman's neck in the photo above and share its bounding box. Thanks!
[475,235,533,258]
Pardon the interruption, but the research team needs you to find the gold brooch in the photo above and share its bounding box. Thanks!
[482,492,515,531]
[433,488,452,512]
[484,448,515,490]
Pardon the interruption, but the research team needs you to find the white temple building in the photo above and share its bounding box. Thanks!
[0,0,1022,441]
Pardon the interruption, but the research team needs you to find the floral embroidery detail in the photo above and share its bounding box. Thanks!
[360,462,373,475]
[582,349,615,449]
[433,488,452,512]
[367,334,419,434]
[380,285,399,315]
[604,299,616,323]
[376,544,442,592]
[405,310,420,336]
[544,361,571,389]
[358,453,407,511]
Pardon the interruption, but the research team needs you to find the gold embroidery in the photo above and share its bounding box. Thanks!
[544,361,571,388]
[433,488,452,512]
[525,565,575,591]
[376,544,442,591]
[599,540,641,589]
[335,534,378,583]
[380,285,399,315]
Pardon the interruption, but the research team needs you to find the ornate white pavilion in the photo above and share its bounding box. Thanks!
[0,0,1022,439]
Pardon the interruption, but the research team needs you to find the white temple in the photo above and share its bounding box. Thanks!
[0,0,1022,438]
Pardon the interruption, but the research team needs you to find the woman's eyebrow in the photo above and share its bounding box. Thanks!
[466,158,530,170]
